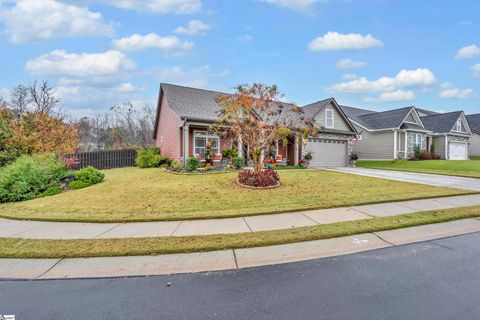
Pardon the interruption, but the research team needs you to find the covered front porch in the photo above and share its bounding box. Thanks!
[394,129,432,159]
[180,121,302,166]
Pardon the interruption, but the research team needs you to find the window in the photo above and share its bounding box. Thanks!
[194,132,220,159]
[455,119,462,132]
[325,108,334,128]
[410,133,422,148]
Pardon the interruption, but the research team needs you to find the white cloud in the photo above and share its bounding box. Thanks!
[472,63,480,78]
[327,68,436,102]
[455,44,480,59]
[377,90,415,102]
[111,33,194,53]
[174,20,210,35]
[0,88,10,101]
[0,0,114,43]
[309,32,383,51]
[112,82,138,93]
[328,76,396,93]
[96,0,201,14]
[439,83,477,99]
[394,68,436,87]
[336,59,367,69]
[25,50,135,79]
[260,0,327,12]
[150,65,229,88]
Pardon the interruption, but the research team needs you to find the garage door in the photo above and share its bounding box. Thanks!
[449,142,468,160]
[305,139,348,167]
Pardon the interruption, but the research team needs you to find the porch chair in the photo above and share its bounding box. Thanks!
[213,153,222,166]
[275,154,286,166]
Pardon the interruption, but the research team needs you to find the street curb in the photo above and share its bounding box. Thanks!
[2,218,480,280]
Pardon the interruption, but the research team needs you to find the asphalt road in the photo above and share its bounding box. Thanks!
[2,232,480,320]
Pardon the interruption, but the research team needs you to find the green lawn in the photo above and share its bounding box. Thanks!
[2,205,480,258]
[0,167,472,223]
[357,160,480,178]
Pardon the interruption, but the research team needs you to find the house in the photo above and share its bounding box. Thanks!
[153,83,357,167]
[466,114,480,156]
[420,111,471,160]
[340,105,471,160]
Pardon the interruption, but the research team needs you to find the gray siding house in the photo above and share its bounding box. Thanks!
[466,114,480,156]
[421,111,471,160]
[340,105,472,160]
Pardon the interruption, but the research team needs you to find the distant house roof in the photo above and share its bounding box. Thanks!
[421,111,464,133]
[467,113,480,134]
[340,105,421,130]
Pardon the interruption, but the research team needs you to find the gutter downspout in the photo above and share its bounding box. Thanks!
[181,118,188,164]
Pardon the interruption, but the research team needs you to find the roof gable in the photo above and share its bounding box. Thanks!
[302,99,357,133]
[421,111,470,134]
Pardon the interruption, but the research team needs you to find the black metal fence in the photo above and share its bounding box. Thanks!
[64,149,137,170]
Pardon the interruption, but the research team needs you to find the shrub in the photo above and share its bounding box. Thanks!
[0,154,68,203]
[419,150,433,160]
[63,156,80,170]
[42,185,62,197]
[413,145,421,160]
[350,153,359,161]
[222,149,238,158]
[135,147,162,168]
[159,157,173,167]
[168,160,183,172]
[186,156,200,171]
[304,152,313,161]
[232,156,245,170]
[68,180,91,190]
[238,169,279,188]
[73,166,105,185]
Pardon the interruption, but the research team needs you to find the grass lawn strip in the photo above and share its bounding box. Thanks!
[0,168,472,223]
[2,205,480,259]
[357,160,480,179]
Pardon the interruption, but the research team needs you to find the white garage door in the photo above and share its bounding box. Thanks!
[449,142,468,160]
[306,139,348,167]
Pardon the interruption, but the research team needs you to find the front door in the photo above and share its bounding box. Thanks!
[287,139,295,165]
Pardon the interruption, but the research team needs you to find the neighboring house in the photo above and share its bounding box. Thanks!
[153,83,357,167]
[421,111,471,160]
[340,105,471,160]
[466,114,480,156]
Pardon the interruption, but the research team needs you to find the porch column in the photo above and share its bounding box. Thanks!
[237,136,243,157]
[183,122,189,163]
[294,133,299,166]
[404,131,408,159]
[393,129,398,159]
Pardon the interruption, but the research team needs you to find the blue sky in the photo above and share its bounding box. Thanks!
[0,0,479,117]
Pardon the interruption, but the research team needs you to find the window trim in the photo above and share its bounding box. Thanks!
[410,133,422,149]
[325,108,334,129]
[193,131,220,160]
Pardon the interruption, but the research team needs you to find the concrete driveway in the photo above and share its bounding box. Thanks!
[327,167,480,192]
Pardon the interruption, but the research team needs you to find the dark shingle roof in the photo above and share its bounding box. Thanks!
[416,108,439,116]
[161,83,226,121]
[421,111,463,133]
[340,105,417,130]
[466,113,480,134]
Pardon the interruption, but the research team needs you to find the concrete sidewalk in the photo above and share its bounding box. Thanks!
[1,194,480,239]
[3,218,480,280]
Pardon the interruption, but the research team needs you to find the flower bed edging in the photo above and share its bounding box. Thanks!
[235,180,281,190]
[164,168,233,175]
